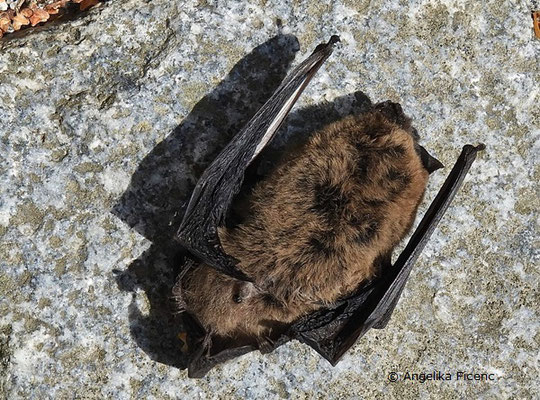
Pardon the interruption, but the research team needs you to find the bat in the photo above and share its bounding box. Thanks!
[173,35,485,378]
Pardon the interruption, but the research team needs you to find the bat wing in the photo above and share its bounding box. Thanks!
[289,144,485,364]
[176,36,340,281]
[178,35,484,377]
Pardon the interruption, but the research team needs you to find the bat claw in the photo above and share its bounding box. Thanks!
[473,143,486,151]
[329,35,340,45]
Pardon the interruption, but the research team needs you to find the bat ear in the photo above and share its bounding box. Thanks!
[416,144,444,174]
[233,281,257,303]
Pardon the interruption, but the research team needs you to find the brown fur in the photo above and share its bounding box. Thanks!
[175,105,430,344]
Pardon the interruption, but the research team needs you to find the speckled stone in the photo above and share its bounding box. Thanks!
[0,0,538,398]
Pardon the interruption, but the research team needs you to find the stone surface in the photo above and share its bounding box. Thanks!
[0,0,538,398]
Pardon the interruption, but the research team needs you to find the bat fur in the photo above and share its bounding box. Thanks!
[174,101,441,347]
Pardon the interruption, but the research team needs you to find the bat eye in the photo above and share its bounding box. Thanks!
[233,294,242,303]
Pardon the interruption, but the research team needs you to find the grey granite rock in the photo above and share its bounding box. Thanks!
[0,0,538,398]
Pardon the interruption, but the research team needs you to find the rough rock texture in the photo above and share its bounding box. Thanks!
[0,0,538,398]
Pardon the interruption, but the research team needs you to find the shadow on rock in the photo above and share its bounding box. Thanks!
[112,34,300,369]
[112,33,373,369]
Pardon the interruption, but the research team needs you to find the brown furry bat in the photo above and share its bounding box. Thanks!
[174,36,483,377]
[176,102,436,344]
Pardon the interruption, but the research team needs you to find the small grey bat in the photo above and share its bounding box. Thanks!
[173,36,484,377]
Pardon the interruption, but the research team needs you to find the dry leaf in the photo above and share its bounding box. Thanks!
[0,11,10,33]
[15,0,26,13]
[80,0,99,11]
[533,11,540,39]
[45,0,69,15]
[12,13,30,30]
[29,8,48,26]
[0,0,103,38]
[20,7,33,18]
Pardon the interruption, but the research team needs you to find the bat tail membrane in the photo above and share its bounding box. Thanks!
[292,144,485,365]
[176,36,340,282]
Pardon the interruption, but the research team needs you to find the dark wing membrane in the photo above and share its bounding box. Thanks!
[176,36,340,281]
[291,144,485,364]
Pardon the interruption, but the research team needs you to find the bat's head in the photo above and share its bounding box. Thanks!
[373,101,443,174]
[174,264,289,365]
